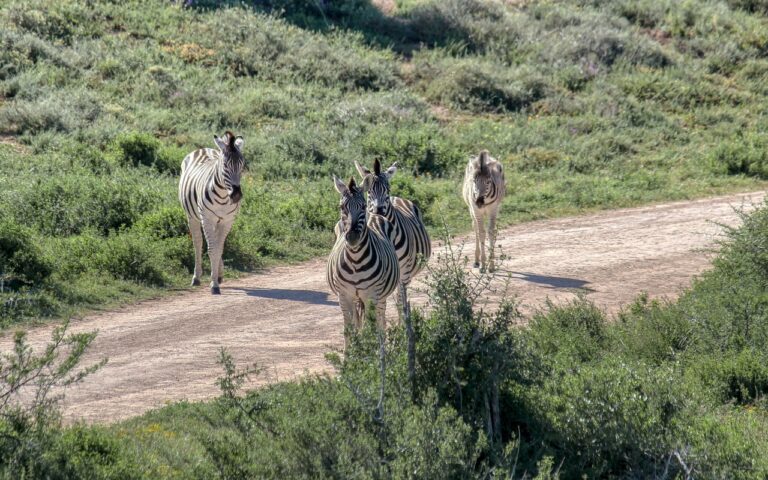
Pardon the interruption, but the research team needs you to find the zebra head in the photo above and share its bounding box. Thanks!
[334,175,368,246]
[354,158,398,217]
[213,131,245,203]
[471,150,492,208]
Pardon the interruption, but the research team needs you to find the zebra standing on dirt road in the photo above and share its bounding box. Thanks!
[326,175,400,345]
[463,150,506,273]
[354,159,431,317]
[179,131,245,294]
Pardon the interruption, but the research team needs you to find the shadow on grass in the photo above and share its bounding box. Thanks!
[179,0,458,56]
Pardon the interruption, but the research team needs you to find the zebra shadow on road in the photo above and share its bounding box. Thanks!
[228,287,337,306]
[507,271,594,292]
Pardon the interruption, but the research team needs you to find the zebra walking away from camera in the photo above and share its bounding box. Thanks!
[179,131,245,294]
[327,176,399,346]
[463,150,506,272]
[354,159,431,318]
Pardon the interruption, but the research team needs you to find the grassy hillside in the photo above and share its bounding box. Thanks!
[2,0,768,326]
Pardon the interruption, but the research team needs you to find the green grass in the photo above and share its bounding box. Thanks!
[2,0,768,327]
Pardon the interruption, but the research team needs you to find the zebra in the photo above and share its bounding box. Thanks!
[462,150,506,273]
[178,131,245,295]
[326,175,400,345]
[354,158,431,318]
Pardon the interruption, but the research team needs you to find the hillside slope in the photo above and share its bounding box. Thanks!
[2,0,768,325]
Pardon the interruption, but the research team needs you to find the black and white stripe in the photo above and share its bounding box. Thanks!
[178,131,245,294]
[326,176,400,344]
[355,159,431,316]
[462,150,506,272]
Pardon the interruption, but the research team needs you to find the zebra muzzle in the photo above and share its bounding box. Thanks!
[229,185,242,203]
[476,196,485,207]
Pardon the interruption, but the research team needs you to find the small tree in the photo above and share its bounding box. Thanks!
[0,320,105,475]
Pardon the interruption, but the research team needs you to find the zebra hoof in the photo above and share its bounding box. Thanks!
[211,286,221,295]
[473,262,480,269]
[191,278,200,287]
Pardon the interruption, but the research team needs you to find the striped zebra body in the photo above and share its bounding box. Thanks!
[385,197,431,285]
[463,150,506,272]
[355,160,431,288]
[355,159,431,326]
[326,176,399,344]
[179,131,245,294]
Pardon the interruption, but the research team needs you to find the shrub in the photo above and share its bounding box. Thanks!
[527,298,607,365]
[0,322,104,478]
[0,90,101,135]
[53,230,170,286]
[707,133,768,179]
[407,0,521,56]
[523,358,686,478]
[0,219,51,289]
[15,170,165,236]
[692,349,768,405]
[94,232,169,286]
[614,294,694,364]
[0,30,64,80]
[728,0,768,14]
[109,133,183,175]
[415,55,548,113]
[133,206,188,240]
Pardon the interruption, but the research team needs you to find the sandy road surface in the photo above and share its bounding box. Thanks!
[2,191,764,424]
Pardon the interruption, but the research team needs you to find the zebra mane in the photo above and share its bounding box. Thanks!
[373,158,381,175]
[476,150,490,175]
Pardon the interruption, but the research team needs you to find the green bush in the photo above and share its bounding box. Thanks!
[728,0,768,14]
[94,232,169,286]
[693,349,768,405]
[133,206,188,240]
[416,55,548,113]
[0,219,51,288]
[707,133,768,179]
[527,298,607,364]
[524,359,685,477]
[109,133,184,175]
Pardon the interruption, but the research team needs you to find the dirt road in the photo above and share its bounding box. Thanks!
[3,191,764,424]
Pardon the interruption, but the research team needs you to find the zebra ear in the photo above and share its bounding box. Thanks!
[384,162,398,179]
[213,135,228,152]
[234,136,244,151]
[333,175,348,195]
[354,161,371,178]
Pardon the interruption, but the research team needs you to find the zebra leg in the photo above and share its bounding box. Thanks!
[477,212,488,272]
[397,283,408,323]
[472,213,482,269]
[374,298,387,332]
[202,219,223,294]
[215,222,233,285]
[339,295,357,350]
[488,209,498,273]
[188,217,204,286]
